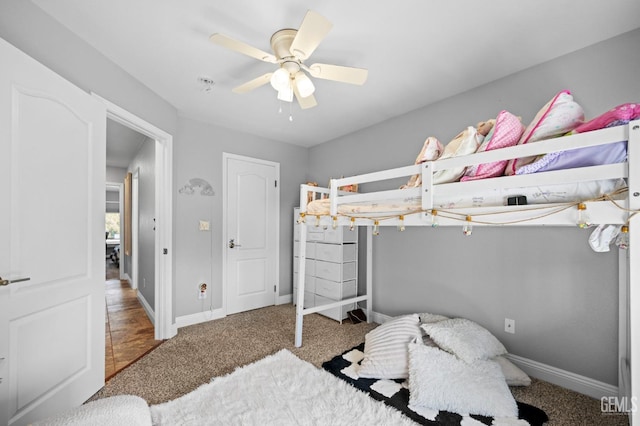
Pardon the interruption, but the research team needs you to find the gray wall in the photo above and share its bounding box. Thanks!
[122,138,156,306]
[174,117,308,317]
[308,28,640,386]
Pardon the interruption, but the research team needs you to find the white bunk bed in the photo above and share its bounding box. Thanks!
[294,119,640,422]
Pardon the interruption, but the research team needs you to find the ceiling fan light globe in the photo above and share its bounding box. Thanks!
[295,73,315,98]
[277,86,293,102]
[270,68,290,91]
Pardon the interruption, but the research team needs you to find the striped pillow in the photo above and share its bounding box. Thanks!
[358,314,422,379]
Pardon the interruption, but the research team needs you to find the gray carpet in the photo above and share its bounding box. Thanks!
[90,304,628,425]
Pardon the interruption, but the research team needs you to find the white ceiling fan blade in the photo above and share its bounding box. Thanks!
[293,83,318,109]
[210,33,277,63]
[307,63,368,85]
[232,73,273,94]
[289,10,333,61]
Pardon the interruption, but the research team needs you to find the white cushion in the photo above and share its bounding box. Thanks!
[421,318,507,363]
[358,314,422,379]
[408,342,518,418]
[495,356,531,386]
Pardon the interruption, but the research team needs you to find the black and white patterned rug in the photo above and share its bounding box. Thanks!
[322,343,548,426]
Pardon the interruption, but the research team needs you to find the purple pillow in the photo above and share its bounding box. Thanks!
[516,119,630,175]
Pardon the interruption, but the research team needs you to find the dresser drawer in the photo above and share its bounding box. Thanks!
[293,241,316,258]
[314,260,356,282]
[323,226,358,243]
[293,273,315,294]
[307,230,325,241]
[293,223,324,242]
[315,295,354,321]
[314,242,356,263]
[315,278,356,300]
[293,258,315,276]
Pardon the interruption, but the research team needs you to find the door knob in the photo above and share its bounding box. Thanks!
[228,239,242,249]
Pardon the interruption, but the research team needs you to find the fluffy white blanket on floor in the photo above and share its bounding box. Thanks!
[34,395,152,426]
[150,349,414,425]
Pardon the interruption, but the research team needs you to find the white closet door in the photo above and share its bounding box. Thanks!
[224,154,279,314]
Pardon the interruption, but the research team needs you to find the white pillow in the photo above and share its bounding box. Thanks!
[358,314,422,379]
[494,356,531,386]
[421,318,507,363]
[408,342,518,418]
[432,126,483,184]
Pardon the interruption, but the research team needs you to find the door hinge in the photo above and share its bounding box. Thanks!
[274,285,276,292]
[274,180,277,188]
[163,248,168,255]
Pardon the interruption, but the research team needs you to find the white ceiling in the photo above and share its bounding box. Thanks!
[32,0,640,148]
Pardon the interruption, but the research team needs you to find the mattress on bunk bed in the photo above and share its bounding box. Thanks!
[306,178,626,216]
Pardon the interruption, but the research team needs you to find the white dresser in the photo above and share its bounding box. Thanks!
[293,208,358,321]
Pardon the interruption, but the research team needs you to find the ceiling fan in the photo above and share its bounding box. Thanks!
[210,10,368,109]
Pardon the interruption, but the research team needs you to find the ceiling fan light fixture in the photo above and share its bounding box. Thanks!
[295,72,315,98]
[277,85,293,102]
[270,68,290,92]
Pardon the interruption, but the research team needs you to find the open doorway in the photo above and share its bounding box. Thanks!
[94,93,175,342]
[98,94,175,379]
[104,122,159,379]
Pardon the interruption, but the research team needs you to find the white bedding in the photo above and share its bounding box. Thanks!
[306,178,626,217]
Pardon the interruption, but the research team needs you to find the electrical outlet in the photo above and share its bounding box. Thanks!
[143,278,146,288]
[199,220,210,231]
[504,318,515,334]
[198,283,207,300]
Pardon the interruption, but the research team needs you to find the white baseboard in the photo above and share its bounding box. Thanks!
[175,308,226,329]
[278,294,293,305]
[137,292,155,325]
[370,310,617,399]
[506,353,618,400]
[121,272,131,283]
[370,310,392,324]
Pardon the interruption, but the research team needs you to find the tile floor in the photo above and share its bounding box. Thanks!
[105,261,162,380]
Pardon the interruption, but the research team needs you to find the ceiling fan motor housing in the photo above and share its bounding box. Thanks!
[270,29,302,73]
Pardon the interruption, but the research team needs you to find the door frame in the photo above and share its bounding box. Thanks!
[105,181,125,281]
[222,152,280,315]
[93,93,175,340]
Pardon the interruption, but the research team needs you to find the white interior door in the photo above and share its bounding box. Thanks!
[0,38,105,425]
[224,154,279,315]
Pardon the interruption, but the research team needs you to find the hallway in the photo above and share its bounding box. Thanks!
[105,261,162,379]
